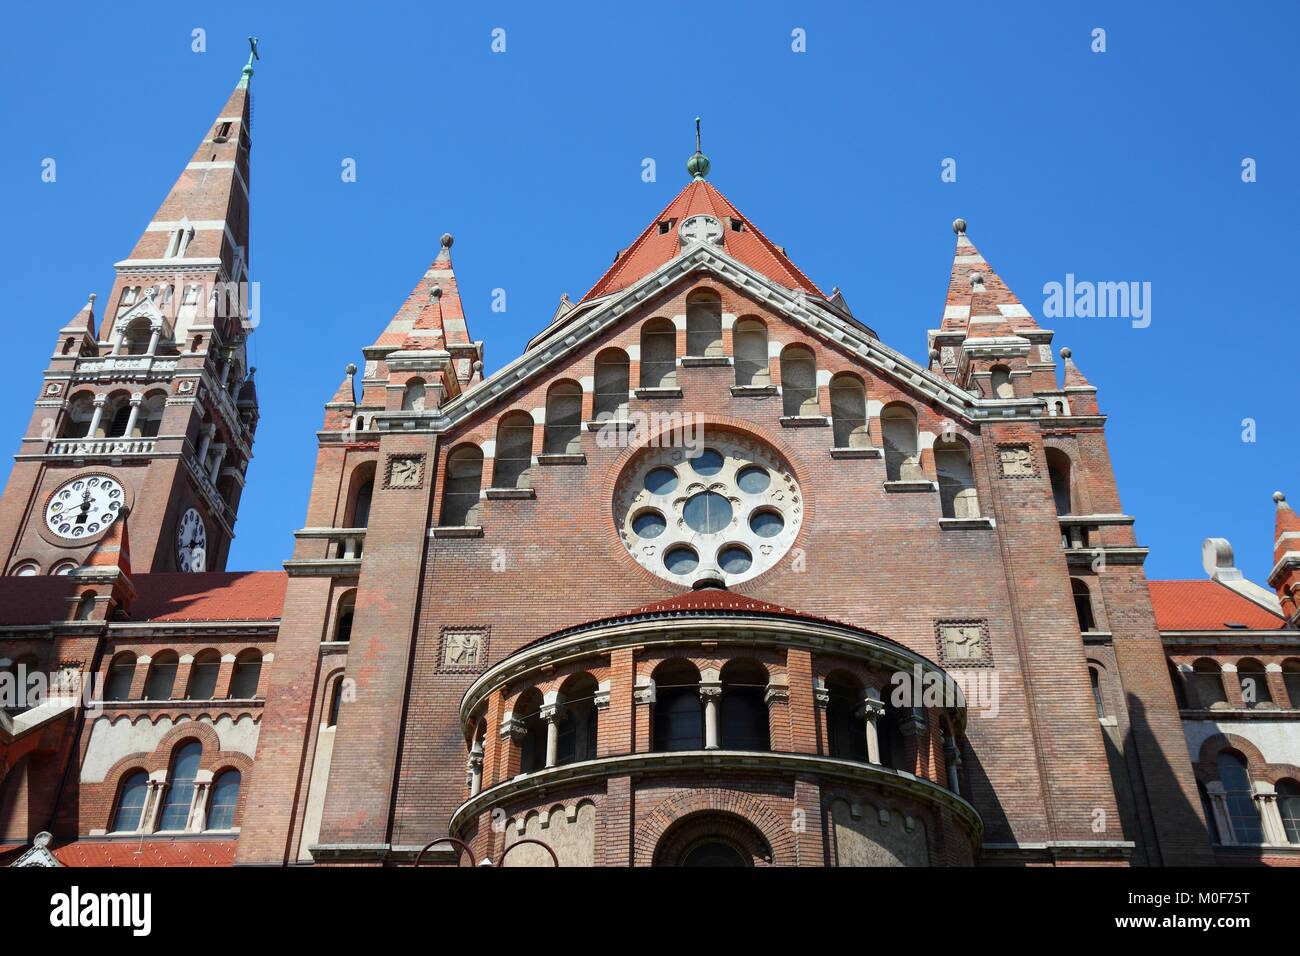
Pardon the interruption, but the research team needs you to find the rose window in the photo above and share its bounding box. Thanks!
[614,433,803,586]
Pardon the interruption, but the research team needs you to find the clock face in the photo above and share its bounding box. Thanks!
[44,474,125,539]
[176,507,207,573]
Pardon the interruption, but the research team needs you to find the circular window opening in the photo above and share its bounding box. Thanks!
[664,545,700,575]
[749,509,784,538]
[736,466,770,494]
[718,545,753,575]
[683,492,733,534]
[689,449,725,476]
[632,509,667,539]
[644,467,679,495]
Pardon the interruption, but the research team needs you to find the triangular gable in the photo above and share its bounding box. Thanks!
[9,833,63,868]
[422,242,993,435]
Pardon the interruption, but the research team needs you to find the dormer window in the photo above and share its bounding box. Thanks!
[658,218,675,235]
[729,217,745,232]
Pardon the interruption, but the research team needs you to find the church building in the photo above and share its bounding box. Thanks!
[2,60,1298,868]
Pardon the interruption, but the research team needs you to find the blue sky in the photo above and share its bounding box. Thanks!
[1,1,1295,584]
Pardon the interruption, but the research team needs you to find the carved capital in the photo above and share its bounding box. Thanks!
[498,716,527,741]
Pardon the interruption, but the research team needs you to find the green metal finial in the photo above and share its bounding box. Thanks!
[686,116,710,181]
[240,36,260,86]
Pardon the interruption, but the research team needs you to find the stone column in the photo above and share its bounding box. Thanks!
[87,397,107,438]
[813,680,831,755]
[123,395,143,438]
[146,323,162,355]
[1205,781,1233,845]
[861,694,885,765]
[110,325,127,355]
[700,682,722,750]
[499,716,527,779]
[944,735,964,793]
[208,445,227,484]
[467,740,484,798]
[189,772,213,832]
[143,773,167,833]
[1254,782,1288,845]
[195,425,215,464]
[540,704,561,768]
[632,677,655,754]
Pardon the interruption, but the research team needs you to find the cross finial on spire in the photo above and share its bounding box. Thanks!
[240,36,260,85]
[687,116,710,181]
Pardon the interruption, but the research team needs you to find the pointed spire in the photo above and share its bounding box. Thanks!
[60,293,97,337]
[1275,492,1300,561]
[1060,347,1094,389]
[687,117,710,181]
[941,218,1036,334]
[368,233,473,379]
[329,363,357,407]
[581,179,821,302]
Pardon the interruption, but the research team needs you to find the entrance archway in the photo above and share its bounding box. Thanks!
[651,810,773,867]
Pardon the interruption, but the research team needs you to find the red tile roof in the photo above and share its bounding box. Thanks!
[0,571,286,627]
[1147,580,1286,631]
[52,839,237,867]
[127,571,287,622]
[581,180,824,302]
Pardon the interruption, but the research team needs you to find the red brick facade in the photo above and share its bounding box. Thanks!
[3,67,1299,869]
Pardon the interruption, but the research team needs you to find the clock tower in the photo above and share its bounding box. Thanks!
[0,48,262,576]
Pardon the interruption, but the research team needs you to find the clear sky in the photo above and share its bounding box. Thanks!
[1,1,1295,584]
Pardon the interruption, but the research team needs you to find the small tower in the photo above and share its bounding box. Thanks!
[1270,492,1300,627]
[0,46,263,575]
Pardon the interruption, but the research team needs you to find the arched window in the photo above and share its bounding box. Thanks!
[333,591,355,643]
[876,702,907,770]
[592,349,630,422]
[1072,578,1097,632]
[137,392,166,438]
[935,440,979,518]
[123,319,152,356]
[62,392,96,439]
[829,374,868,449]
[143,651,178,701]
[990,364,1015,399]
[1191,658,1227,708]
[207,770,241,830]
[1284,659,1300,709]
[719,660,770,752]
[1046,449,1073,516]
[733,318,769,387]
[514,688,547,774]
[1237,658,1272,708]
[402,378,426,412]
[1278,780,1300,844]
[685,290,723,357]
[327,676,346,728]
[652,660,703,752]
[1217,751,1263,843]
[881,404,921,481]
[492,412,534,489]
[227,650,262,699]
[74,591,96,620]
[639,318,677,388]
[1168,662,1189,710]
[556,673,599,766]
[825,673,869,762]
[1089,664,1106,718]
[11,562,39,576]
[543,381,582,455]
[185,650,220,700]
[780,345,818,416]
[104,394,133,438]
[110,770,149,833]
[104,653,136,702]
[158,740,202,832]
[348,478,373,529]
[440,445,483,526]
